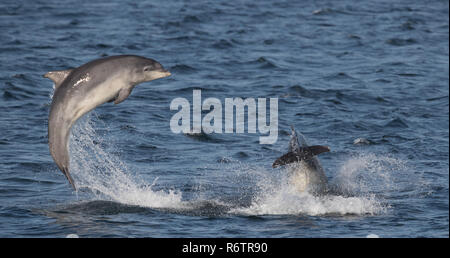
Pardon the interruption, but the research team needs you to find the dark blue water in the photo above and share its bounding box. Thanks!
[0,0,448,238]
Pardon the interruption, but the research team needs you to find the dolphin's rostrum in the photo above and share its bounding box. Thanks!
[45,55,171,190]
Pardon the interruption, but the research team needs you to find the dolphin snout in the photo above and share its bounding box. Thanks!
[150,69,171,80]
[161,69,171,77]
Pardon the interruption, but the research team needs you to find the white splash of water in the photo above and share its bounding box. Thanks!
[331,152,408,195]
[68,113,186,209]
[231,175,385,216]
[49,83,56,99]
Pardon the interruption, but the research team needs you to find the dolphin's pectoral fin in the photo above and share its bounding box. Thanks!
[272,145,330,168]
[61,166,76,190]
[43,68,74,89]
[114,88,132,105]
[273,151,301,168]
[107,94,117,103]
[304,145,330,156]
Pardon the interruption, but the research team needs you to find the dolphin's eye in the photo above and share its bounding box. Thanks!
[143,66,153,72]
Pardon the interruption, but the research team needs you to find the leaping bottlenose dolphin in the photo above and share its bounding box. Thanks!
[273,126,330,194]
[45,55,171,190]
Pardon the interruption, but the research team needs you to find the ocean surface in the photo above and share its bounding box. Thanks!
[0,0,448,238]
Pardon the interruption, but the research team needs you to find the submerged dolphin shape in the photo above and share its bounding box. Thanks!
[273,126,330,193]
[45,55,171,190]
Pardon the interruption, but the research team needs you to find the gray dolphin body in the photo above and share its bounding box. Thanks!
[45,55,171,190]
[273,126,330,194]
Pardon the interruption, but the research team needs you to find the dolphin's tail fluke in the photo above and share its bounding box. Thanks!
[62,167,76,190]
[49,139,77,190]
[48,114,77,190]
[272,145,330,168]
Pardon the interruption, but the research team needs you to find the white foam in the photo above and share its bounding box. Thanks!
[231,175,385,216]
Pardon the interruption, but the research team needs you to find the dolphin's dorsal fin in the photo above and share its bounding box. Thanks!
[288,125,301,152]
[290,125,309,147]
[43,68,74,89]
